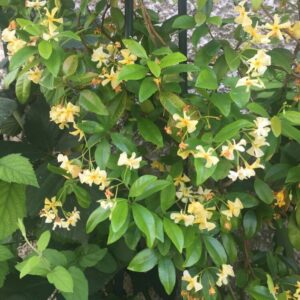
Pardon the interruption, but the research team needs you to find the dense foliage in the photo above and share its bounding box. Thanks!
[1,0,300,299]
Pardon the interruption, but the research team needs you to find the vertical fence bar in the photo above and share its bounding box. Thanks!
[125,0,134,38]
[178,0,188,94]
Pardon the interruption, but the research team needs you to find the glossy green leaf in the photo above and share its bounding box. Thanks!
[47,266,74,293]
[195,67,218,90]
[203,236,227,266]
[111,199,129,233]
[38,40,53,60]
[118,64,148,81]
[37,231,51,252]
[163,218,184,253]
[137,118,163,147]
[254,178,274,204]
[158,257,176,295]
[86,207,110,233]
[79,90,109,116]
[138,77,158,102]
[128,249,158,272]
[122,39,148,59]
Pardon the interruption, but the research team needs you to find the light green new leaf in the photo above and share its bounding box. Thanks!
[16,73,31,104]
[147,60,161,77]
[63,55,79,76]
[224,46,240,70]
[19,256,41,278]
[9,46,37,71]
[163,218,184,253]
[118,64,148,81]
[0,245,14,262]
[47,266,74,293]
[86,207,110,233]
[0,154,38,187]
[128,249,158,272]
[159,52,187,69]
[0,182,26,240]
[37,231,51,252]
[38,40,53,60]
[271,116,281,137]
[195,67,218,90]
[138,77,158,102]
[122,39,148,59]
[111,199,129,233]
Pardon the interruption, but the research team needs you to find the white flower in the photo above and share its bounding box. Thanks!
[247,50,271,77]
[221,139,246,160]
[173,111,198,134]
[91,46,110,68]
[25,0,46,9]
[247,136,269,158]
[182,270,203,292]
[194,146,219,168]
[265,14,291,40]
[216,264,235,287]
[252,117,271,137]
[176,184,193,203]
[1,28,16,43]
[117,152,142,170]
[236,76,265,91]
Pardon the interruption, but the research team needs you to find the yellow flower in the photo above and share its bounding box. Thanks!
[234,1,252,27]
[101,67,120,89]
[265,14,291,40]
[91,46,110,68]
[25,0,46,9]
[236,76,265,91]
[244,24,270,44]
[289,22,300,39]
[247,49,271,77]
[40,208,56,223]
[174,174,190,186]
[43,7,63,28]
[151,160,165,172]
[182,270,203,292]
[7,39,26,56]
[176,184,194,203]
[247,135,269,158]
[1,28,16,43]
[50,103,80,129]
[275,190,286,208]
[173,111,198,134]
[194,146,219,168]
[27,67,43,84]
[57,154,81,179]
[216,264,235,287]
[117,152,142,170]
[221,198,243,220]
[42,24,59,41]
[119,49,137,65]
[188,201,216,231]
[170,210,194,226]
[79,167,109,190]
[197,186,214,201]
[69,123,84,141]
[44,196,62,213]
[62,208,80,230]
[177,148,195,160]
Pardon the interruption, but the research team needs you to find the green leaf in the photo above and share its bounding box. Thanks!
[0,97,17,126]
[47,266,74,293]
[132,203,156,248]
[73,185,91,208]
[62,267,88,300]
[3,69,19,89]
[57,31,81,41]
[122,39,148,59]
[138,77,158,102]
[19,256,41,278]
[158,257,176,295]
[246,285,274,300]
[0,182,26,240]
[230,86,250,107]
[111,199,129,232]
[207,16,222,26]
[95,139,110,169]
[37,231,51,252]
[243,210,257,239]
[0,154,38,187]
[163,218,184,253]
[172,15,196,29]
[194,12,206,26]
[282,111,300,125]
[76,244,107,268]
[281,119,300,144]
[251,0,263,10]
[221,233,237,264]
[9,47,37,71]
[77,121,104,134]
[194,158,217,185]
[137,118,163,147]
[286,165,300,183]
[288,214,300,250]
[63,55,79,76]
[247,103,269,117]
[118,64,148,81]
[128,249,158,272]
[42,49,61,77]
[38,40,53,59]
[159,91,185,115]
[0,262,9,288]
[224,46,240,70]
[107,215,129,244]
[129,175,157,197]
[16,73,31,104]
[16,18,43,35]
[147,60,161,77]
[163,64,199,74]
[254,178,274,204]
[269,48,292,73]
[111,132,136,153]
[160,176,176,212]
[0,245,13,262]
[184,238,202,267]
[210,93,231,116]
[203,236,227,266]
[195,67,218,90]
[271,116,281,137]
[79,90,109,116]
[159,52,187,69]
[86,207,110,233]
[214,120,253,144]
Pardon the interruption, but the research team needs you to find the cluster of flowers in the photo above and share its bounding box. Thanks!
[91,42,137,91]
[233,1,300,91]
[171,174,243,231]
[182,264,235,295]
[171,107,271,182]
[40,196,80,230]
